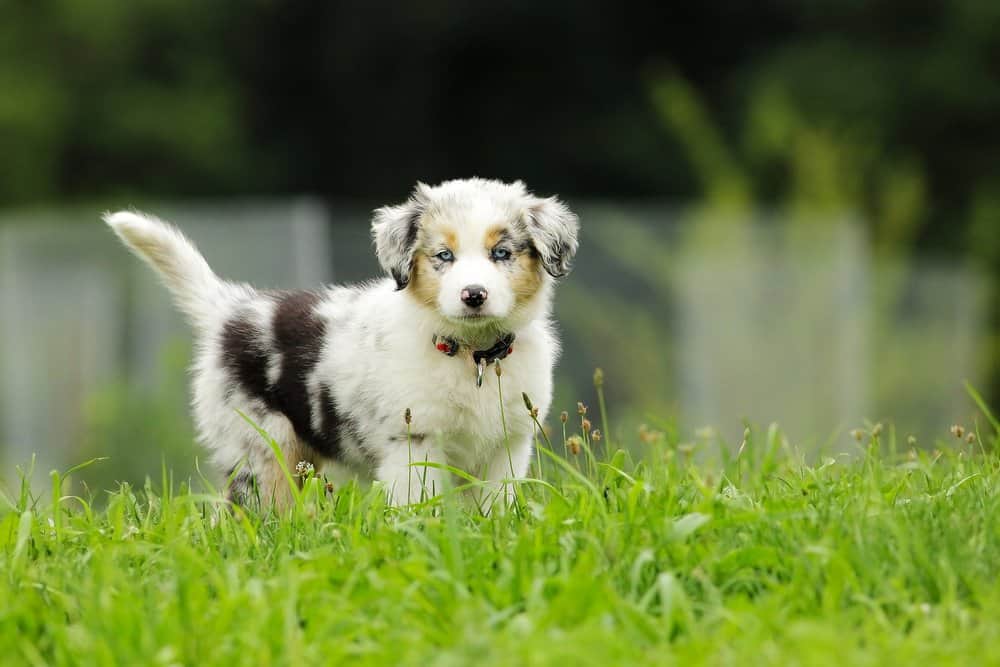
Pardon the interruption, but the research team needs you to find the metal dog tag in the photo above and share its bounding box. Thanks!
[476,358,487,388]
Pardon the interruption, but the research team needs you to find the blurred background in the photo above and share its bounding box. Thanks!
[1,1,998,493]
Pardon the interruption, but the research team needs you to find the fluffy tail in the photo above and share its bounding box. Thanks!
[104,210,235,329]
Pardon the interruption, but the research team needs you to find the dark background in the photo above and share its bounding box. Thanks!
[2,0,998,400]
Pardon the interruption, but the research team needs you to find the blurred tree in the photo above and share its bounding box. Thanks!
[0,1,253,203]
[2,1,996,211]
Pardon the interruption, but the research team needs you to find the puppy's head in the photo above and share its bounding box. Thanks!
[372,179,579,331]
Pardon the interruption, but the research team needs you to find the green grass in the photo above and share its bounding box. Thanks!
[2,408,1000,666]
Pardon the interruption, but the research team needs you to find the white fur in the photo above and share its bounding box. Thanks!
[104,210,254,328]
[103,179,578,510]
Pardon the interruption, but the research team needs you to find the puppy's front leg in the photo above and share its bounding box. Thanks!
[375,440,448,506]
[480,436,534,514]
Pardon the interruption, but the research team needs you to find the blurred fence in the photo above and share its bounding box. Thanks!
[564,208,990,448]
[0,200,991,489]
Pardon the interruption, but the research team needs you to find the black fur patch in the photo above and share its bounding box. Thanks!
[220,291,343,459]
[392,216,420,290]
[494,228,530,252]
[404,217,419,254]
[315,384,343,457]
[220,315,270,402]
[543,240,571,278]
[388,433,426,442]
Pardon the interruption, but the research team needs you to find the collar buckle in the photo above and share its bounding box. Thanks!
[434,332,516,388]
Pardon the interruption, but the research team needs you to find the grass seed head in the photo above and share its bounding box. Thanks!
[404,408,412,425]
[638,424,665,444]
[950,424,965,439]
[522,392,534,412]
[966,432,977,444]
[560,411,568,424]
[566,435,583,456]
[494,362,502,377]
[591,429,602,442]
[907,435,918,446]
[872,422,884,437]
[593,367,604,387]
[577,402,587,416]
[850,429,865,442]
[294,461,314,477]
[582,418,592,434]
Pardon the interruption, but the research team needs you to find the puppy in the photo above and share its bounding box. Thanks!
[105,178,578,509]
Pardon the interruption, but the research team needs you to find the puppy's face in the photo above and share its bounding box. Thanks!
[373,179,579,331]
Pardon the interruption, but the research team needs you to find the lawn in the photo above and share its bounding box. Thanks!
[2,394,1000,666]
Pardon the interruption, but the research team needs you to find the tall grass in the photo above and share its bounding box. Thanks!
[1,377,999,664]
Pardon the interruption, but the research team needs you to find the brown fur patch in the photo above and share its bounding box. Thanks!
[409,254,440,308]
[421,216,460,253]
[510,252,544,306]
[484,225,508,250]
[443,228,459,252]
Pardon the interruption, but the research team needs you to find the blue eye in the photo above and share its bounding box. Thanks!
[435,249,454,262]
[491,247,512,261]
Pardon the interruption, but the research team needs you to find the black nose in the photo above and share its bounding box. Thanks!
[461,285,488,308]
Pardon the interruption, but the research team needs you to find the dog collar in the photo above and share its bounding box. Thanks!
[433,333,516,387]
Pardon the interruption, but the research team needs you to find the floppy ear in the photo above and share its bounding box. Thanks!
[525,196,580,278]
[372,184,430,290]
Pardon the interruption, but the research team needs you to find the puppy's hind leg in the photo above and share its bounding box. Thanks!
[226,465,264,510]
[223,440,309,512]
[225,459,294,512]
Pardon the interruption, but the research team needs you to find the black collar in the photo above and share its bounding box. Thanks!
[434,333,516,387]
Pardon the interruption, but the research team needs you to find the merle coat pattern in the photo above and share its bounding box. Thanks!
[105,178,579,509]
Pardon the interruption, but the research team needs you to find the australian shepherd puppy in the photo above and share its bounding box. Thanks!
[105,178,579,509]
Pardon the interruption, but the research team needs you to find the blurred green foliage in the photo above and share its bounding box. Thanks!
[0,1,252,202]
[76,342,198,498]
[2,2,997,211]
[1,1,998,440]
